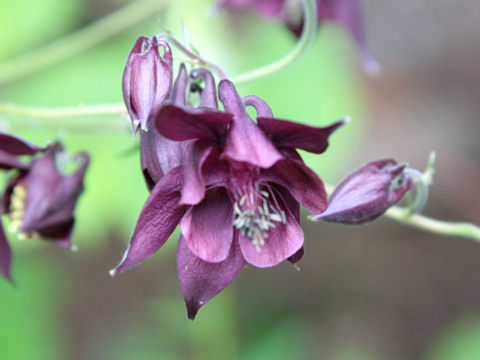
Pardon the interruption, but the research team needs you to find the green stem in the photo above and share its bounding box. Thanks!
[0,102,125,118]
[0,0,167,87]
[385,206,480,242]
[160,34,229,79]
[229,0,318,84]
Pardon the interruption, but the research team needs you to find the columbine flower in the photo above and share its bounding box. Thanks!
[0,135,89,279]
[217,0,379,74]
[311,159,412,224]
[0,133,43,279]
[111,70,345,319]
[122,35,173,132]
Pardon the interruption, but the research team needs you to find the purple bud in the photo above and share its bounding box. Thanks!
[312,159,412,224]
[122,36,173,132]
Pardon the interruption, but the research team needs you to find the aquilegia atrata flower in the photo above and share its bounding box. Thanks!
[111,67,345,319]
[0,134,89,279]
[312,159,412,224]
[217,0,379,74]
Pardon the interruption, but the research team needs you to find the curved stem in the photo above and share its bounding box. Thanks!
[160,34,229,79]
[385,206,480,242]
[229,0,318,84]
[0,0,167,87]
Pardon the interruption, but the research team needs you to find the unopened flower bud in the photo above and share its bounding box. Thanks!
[122,36,173,132]
[312,159,412,224]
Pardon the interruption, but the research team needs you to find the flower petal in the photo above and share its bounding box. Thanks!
[37,218,74,250]
[0,151,28,170]
[238,206,304,268]
[0,133,43,155]
[177,234,246,320]
[180,141,212,205]
[242,95,273,118]
[170,63,188,106]
[111,166,186,275]
[257,116,346,154]
[140,124,189,190]
[180,187,233,263]
[0,222,12,279]
[262,158,327,213]
[21,146,89,232]
[318,0,379,75]
[190,68,218,109]
[218,80,282,168]
[155,105,232,145]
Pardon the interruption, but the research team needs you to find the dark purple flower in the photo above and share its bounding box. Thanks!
[0,135,89,279]
[122,36,173,132]
[218,0,379,74]
[0,133,43,279]
[312,159,412,224]
[111,72,344,319]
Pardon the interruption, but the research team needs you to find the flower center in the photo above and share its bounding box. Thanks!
[8,184,31,240]
[232,186,286,252]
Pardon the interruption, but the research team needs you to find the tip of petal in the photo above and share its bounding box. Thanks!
[109,268,117,277]
[342,116,352,125]
[186,301,201,320]
[70,244,78,252]
[364,58,381,76]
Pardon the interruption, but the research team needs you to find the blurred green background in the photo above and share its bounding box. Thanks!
[0,0,479,359]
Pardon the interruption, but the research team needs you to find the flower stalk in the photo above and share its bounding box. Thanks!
[230,0,318,84]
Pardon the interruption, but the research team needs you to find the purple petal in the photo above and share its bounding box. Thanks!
[218,80,282,168]
[170,63,188,106]
[270,185,304,265]
[0,151,28,170]
[21,146,89,232]
[190,68,218,109]
[177,234,246,320]
[242,95,273,117]
[318,0,379,75]
[262,158,327,213]
[112,167,186,275]
[0,222,12,279]
[37,218,74,250]
[288,247,304,264]
[314,159,413,224]
[257,117,346,154]
[238,206,303,268]
[181,187,233,263]
[180,142,213,205]
[155,105,232,145]
[0,133,43,155]
[140,125,189,190]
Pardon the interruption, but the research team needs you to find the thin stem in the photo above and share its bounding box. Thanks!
[229,0,318,84]
[0,0,167,87]
[385,206,480,242]
[0,102,125,118]
[160,34,229,79]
